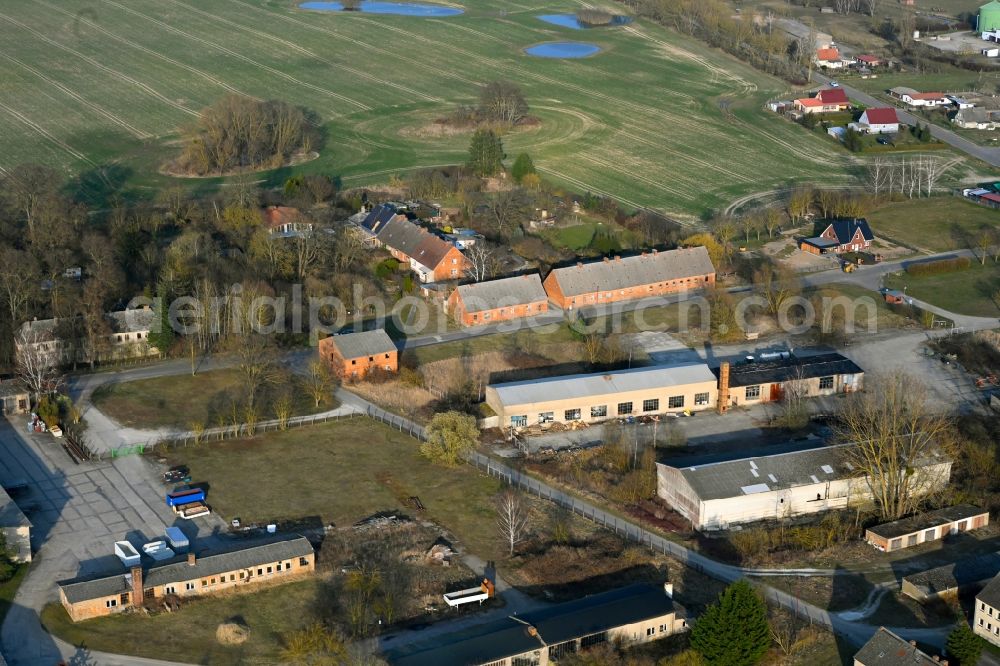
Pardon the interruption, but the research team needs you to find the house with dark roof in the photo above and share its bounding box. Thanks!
[657,443,951,531]
[800,219,875,255]
[716,352,864,407]
[356,204,467,282]
[855,108,900,134]
[975,572,1000,646]
[58,536,315,622]
[854,627,945,665]
[793,88,850,114]
[384,582,686,666]
[542,247,715,310]
[865,505,989,552]
[318,329,397,380]
[447,274,550,327]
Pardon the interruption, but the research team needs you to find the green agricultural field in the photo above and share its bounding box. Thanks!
[868,196,1000,253]
[0,0,924,219]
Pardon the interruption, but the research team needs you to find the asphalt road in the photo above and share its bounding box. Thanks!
[813,72,1000,167]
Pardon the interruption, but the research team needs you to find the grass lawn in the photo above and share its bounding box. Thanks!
[0,565,27,629]
[867,197,1000,253]
[42,578,319,665]
[163,417,507,560]
[92,368,332,430]
[885,261,1000,317]
[1,0,926,219]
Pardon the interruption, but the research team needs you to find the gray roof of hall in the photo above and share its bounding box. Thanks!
[454,274,548,313]
[58,536,313,604]
[386,583,682,666]
[20,308,156,337]
[548,246,715,297]
[867,504,987,539]
[719,352,864,388]
[0,381,28,398]
[903,551,1000,597]
[0,487,30,530]
[489,363,717,408]
[854,627,940,666]
[979,571,1000,609]
[668,443,859,501]
[329,329,397,360]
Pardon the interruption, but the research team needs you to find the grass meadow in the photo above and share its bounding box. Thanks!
[0,0,922,220]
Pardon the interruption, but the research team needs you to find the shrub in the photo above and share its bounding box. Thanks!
[577,8,615,25]
[906,257,970,277]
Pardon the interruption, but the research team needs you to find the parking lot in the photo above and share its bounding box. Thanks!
[0,418,224,665]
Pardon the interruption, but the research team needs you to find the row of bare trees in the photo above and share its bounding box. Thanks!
[867,156,950,198]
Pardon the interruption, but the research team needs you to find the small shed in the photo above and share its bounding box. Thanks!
[0,382,29,416]
[884,290,905,304]
[865,504,989,552]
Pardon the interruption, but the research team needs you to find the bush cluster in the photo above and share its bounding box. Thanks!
[905,256,971,277]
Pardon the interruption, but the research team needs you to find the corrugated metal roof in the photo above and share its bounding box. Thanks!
[867,504,986,539]
[673,444,855,501]
[854,627,940,666]
[720,352,864,388]
[387,583,681,666]
[454,274,548,313]
[548,246,715,298]
[59,536,313,604]
[330,329,396,360]
[490,363,716,408]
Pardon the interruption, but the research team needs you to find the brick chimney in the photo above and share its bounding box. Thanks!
[718,362,730,414]
[130,566,144,607]
[188,551,197,566]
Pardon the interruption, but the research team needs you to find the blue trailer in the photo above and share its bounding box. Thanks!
[166,487,205,507]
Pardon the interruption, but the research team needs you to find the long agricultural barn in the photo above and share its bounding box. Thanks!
[447,274,550,327]
[657,444,952,531]
[485,363,718,431]
[717,353,863,408]
[865,505,989,553]
[385,582,686,666]
[542,247,715,310]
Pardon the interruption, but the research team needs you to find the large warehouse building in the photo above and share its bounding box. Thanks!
[717,353,863,408]
[657,444,952,531]
[485,363,718,431]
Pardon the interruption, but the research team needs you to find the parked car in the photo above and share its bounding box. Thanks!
[876,136,893,146]
[163,466,191,483]
[829,80,840,87]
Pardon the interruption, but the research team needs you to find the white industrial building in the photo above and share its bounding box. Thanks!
[657,444,952,531]
[485,363,718,431]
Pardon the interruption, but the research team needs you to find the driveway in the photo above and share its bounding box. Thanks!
[0,419,224,665]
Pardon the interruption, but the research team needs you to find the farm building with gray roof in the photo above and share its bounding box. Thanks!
[542,246,715,309]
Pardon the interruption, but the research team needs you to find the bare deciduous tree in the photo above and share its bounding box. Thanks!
[478,81,529,126]
[495,488,530,557]
[304,359,335,408]
[14,325,61,398]
[835,373,952,521]
[464,242,497,282]
[237,334,278,409]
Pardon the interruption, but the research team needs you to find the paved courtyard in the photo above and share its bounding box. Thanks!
[0,418,223,665]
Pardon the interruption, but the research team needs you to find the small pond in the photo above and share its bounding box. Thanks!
[299,1,464,16]
[525,41,602,58]
[536,13,633,29]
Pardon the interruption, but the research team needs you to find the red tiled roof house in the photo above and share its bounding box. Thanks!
[794,88,850,114]
[856,108,899,134]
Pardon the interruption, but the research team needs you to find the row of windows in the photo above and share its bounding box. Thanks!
[978,617,1000,636]
[471,304,544,321]
[350,353,392,365]
[163,558,308,594]
[510,393,710,426]
[743,377,835,401]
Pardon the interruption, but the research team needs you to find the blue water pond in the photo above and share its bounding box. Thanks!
[525,42,602,58]
[536,13,633,29]
[299,1,463,16]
